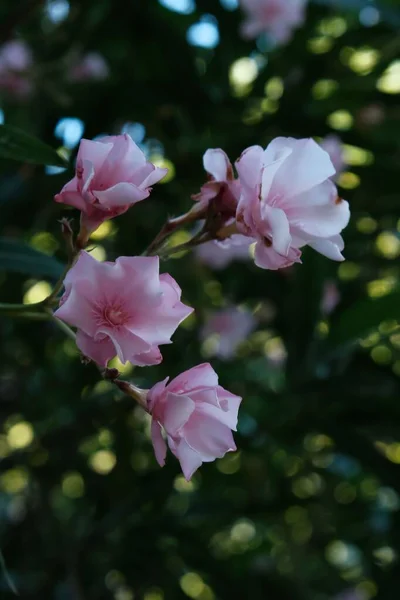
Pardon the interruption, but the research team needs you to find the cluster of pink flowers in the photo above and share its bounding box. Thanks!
[0,40,109,100]
[54,131,350,479]
[238,0,307,43]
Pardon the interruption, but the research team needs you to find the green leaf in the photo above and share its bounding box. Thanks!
[0,124,68,167]
[0,238,65,280]
[327,291,400,347]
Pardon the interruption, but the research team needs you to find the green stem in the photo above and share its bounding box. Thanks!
[46,310,76,341]
[0,302,49,320]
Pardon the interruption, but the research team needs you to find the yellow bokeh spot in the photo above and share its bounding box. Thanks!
[390,333,400,348]
[327,110,353,131]
[167,230,191,258]
[367,278,395,298]
[98,428,114,447]
[308,36,334,54]
[265,77,284,100]
[292,474,323,498]
[180,573,205,599]
[377,60,400,94]
[338,262,360,280]
[393,361,400,376]
[385,444,400,464]
[89,450,116,474]
[343,144,374,166]
[312,79,338,100]
[375,232,400,259]
[337,172,360,190]
[151,156,175,183]
[115,588,134,600]
[231,519,256,544]
[89,245,106,262]
[261,98,279,114]
[373,546,397,566]
[7,421,34,449]
[326,540,352,566]
[318,16,347,37]
[1,467,29,493]
[62,472,85,498]
[217,452,241,475]
[109,356,134,375]
[348,48,380,75]
[144,590,164,600]
[370,345,392,365]
[23,280,52,305]
[357,216,377,234]
[90,221,116,241]
[230,57,258,88]
[30,231,59,255]
[356,580,378,599]
[0,435,10,458]
[174,475,196,493]
[360,332,380,348]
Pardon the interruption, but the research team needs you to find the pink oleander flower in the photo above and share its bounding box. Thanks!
[68,52,110,82]
[320,135,345,178]
[235,137,350,270]
[239,0,306,43]
[191,148,241,219]
[55,134,168,235]
[195,235,252,269]
[54,251,193,367]
[321,280,340,315]
[0,40,33,99]
[147,363,242,480]
[201,306,256,360]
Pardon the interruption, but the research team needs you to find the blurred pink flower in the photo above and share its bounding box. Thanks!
[192,148,241,220]
[195,235,252,269]
[147,363,242,480]
[54,251,193,367]
[0,40,33,99]
[320,135,345,178]
[235,137,350,270]
[239,0,306,43]
[321,280,340,315]
[55,134,168,235]
[201,306,256,360]
[69,52,109,82]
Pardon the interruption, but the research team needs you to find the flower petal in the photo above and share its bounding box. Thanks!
[151,420,167,467]
[163,393,196,436]
[75,330,115,366]
[94,182,149,207]
[203,149,231,181]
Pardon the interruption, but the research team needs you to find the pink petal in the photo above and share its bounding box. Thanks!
[262,205,291,255]
[163,393,196,436]
[167,363,219,395]
[268,137,336,199]
[260,146,292,199]
[75,330,115,366]
[254,240,301,270]
[203,149,231,181]
[184,414,236,461]
[102,327,152,365]
[53,283,98,337]
[94,182,149,207]
[290,197,350,238]
[173,439,204,481]
[77,139,112,173]
[151,420,167,467]
[140,166,168,188]
[133,345,163,366]
[235,145,264,190]
[309,235,345,261]
[100,134,146,184]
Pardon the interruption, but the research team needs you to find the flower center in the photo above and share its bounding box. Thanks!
[94,301,129,328]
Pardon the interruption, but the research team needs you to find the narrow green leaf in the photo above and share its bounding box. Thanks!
[328,291,400,347]
[0,237,65,280]
[0,124,68,167]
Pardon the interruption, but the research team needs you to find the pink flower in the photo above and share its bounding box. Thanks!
[147,363,242,480]
[55,134,168,235]
[235,137,350,270]
[68,52,110,82]
[239,0,306,43]
[54,251,193,367]
[320,135,345,178]
[195,235,252,269]
[321,280,340,315]
[192,148,241,220]
[201,306,256,359]
[0,40,33,99]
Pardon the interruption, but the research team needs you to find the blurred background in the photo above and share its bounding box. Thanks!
[1,0,400,598]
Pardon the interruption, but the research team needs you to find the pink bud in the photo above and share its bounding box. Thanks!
[54,134,168,235]
[68,52,109,82]
[53,251,193,367]
[201,306,256,360]
[0,40,33,99]
[147,363,242,480]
